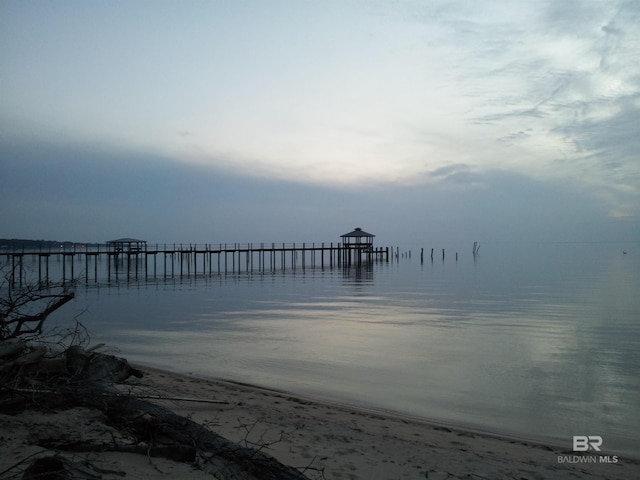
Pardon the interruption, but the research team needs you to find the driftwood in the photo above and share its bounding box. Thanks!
[35,437,198,463]
[72,352,310,479]
[1,344,311,480]
[93,393,310,480]
[18,454,124,480]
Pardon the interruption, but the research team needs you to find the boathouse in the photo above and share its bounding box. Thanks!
[107,238,147,253]
[340,227,375,265]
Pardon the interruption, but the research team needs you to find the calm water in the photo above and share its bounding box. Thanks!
[45,242,640,457]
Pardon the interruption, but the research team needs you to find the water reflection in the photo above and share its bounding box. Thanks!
[47,242,640,457]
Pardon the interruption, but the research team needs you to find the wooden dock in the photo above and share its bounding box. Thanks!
[2,242,390,285]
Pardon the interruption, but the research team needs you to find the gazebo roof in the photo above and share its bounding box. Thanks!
[107,238,147,244]
[340,227,375,238]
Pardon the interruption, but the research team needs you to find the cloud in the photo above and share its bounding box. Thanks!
[1,0,638,243]
[3,135,637,247]
[424,164,486,187]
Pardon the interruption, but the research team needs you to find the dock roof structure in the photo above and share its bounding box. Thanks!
[107,238,146,244]
[340,227,376,265]
[107,238,147,252]
[340,227,375,239]
[340,227,375,248]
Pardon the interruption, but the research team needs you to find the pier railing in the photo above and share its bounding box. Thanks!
[2,242,381,253]
[1,242,390,285]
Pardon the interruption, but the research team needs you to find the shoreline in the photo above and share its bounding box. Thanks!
[134,362,639,459]
[124,364,640,479]
[2,361,638,479]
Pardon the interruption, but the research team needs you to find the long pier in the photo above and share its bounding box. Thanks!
[2,243,390,285]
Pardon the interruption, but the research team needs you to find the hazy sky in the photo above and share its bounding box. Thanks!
[1,1,638,247]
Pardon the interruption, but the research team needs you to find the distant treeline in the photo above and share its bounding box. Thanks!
[0,239,99,250]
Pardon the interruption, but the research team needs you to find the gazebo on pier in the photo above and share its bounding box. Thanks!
[107,238,147,253]
[340,227,375,265]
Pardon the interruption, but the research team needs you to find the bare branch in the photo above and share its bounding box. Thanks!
[1,262,75,340]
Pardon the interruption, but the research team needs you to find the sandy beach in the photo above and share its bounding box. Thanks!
[2,363,638,480]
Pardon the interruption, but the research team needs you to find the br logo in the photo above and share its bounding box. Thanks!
[573,435,603,452]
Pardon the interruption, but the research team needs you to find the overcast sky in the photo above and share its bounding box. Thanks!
[1,0,638,248]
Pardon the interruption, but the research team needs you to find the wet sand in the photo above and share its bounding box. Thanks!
[1,365,638,479]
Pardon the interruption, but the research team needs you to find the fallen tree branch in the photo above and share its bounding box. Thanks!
[99,394,310,480]
[4,386,230,406]
[1,290,75,340]
[12,350,311,480]
[35,438,197,463]
[123,394,230,405]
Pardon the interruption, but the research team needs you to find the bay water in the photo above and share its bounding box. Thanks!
[45,241,640,457]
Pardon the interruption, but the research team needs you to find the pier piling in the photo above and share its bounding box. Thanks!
[2,241,390,284]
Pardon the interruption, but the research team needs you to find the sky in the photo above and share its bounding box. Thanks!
[1,0,639,248]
